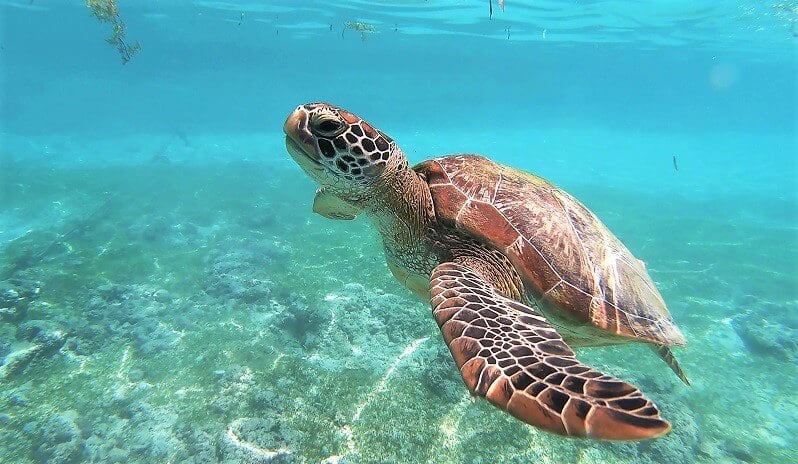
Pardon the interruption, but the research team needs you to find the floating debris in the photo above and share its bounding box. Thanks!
[344,21,377,41]
[85,0,140,64]
[673,155,679,171]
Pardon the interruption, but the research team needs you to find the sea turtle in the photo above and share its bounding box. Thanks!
[283,102,688,440]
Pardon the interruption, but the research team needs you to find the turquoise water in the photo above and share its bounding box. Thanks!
[1,1,796,463]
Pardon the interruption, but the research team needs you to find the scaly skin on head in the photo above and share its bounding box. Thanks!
[283,103,435,249]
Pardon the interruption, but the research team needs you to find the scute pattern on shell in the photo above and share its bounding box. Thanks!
[417,155,685,347]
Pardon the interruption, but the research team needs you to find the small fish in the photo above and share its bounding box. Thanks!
[498,0,505,11]
[238,12,244,26]
[489,0,493,20]
[672,155,679,171]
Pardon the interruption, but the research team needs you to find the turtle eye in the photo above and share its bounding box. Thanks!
[311,115,345,137]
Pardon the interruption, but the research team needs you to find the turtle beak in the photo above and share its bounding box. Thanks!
[283,107,305,139]
[284,106,327,181]
[284,107,322,164]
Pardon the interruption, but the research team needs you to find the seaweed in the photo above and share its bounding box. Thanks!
[345,21,377,41]
[85,0,140,64]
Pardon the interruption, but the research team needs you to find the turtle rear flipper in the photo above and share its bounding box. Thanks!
[429,262,671,441]
[652,344,690,386]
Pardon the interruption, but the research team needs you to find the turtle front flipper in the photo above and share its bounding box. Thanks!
[313,187,361,220]
[429,262,671,440]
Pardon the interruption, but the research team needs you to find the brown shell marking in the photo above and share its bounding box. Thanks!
[417,155,685,347]
[430,262,670,440]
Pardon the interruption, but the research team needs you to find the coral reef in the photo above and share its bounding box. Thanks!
[732,305,797,361]
[81,284,183,355]
[30,411,83,464]
[219,417,293,463]
[1,321,66,380]
[0,160,793,463]
[205,248,275,305]
[0,279,40,322]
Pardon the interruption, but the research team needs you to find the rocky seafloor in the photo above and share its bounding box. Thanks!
[0,148,795,464]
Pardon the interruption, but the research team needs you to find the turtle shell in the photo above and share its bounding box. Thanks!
[416,154,685,347]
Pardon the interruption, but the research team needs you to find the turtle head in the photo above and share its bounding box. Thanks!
[283,102,404,198]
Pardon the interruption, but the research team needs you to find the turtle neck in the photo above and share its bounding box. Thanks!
[364,149,434,252]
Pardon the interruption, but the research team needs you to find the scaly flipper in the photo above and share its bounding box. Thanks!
[429,262,671,440]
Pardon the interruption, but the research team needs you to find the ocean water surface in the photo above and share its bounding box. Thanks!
[0,1,796,463]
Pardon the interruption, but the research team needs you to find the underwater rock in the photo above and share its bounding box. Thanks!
[285,282,434,386]
[152,289,172,303]
[210,365,280,418]
[0,278,40,322]
[273,294,327,345]
[418,343,462,404]
[10,389,30,407]
[127,213,203,247]
[127,368,145,382]
[239,207,278,229]
[18,319,63,341]
[0,336,11,361]
[204,247,275,304]
[333,283,426,344]
[636,400,702,464]
[247,386,278,411]
[141,216,174,243]
[67,324,105,356]
[0,327,66,380]
[732,308,797,361]
[173,425,217,464]
[218,417,293,464]
[84,434,118,463]
[121,402,189,462]
[96,284,129,302]
[84,432,130,464]
[33,410,83,464]
[105,446,130,463]
[722,440,755,463]
[84,284,181,354]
